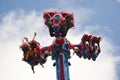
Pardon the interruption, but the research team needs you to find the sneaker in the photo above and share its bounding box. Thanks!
[53,62,56,67]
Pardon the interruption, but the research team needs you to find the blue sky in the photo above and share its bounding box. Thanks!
[0,0,120,80]
[0,0,120,44]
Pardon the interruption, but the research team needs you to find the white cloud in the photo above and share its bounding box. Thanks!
[0,10,120,80]
[118,0,120,2]
[115,0,120,3]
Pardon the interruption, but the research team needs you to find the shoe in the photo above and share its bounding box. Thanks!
[53,62,56,67]
[68,62,71,66]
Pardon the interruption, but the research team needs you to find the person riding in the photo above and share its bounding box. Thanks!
[20,32,44,73]
[90,36,101,61]
[24,33,45,67]
[19,39,30,61]
[43,12,74,37]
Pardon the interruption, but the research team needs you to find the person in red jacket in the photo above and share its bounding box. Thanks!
[23,32,44,73]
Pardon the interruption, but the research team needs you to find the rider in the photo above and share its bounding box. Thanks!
[20,39,36,73]
[24,33,40,59]
[43,12,74,37]
[90,36,101,61]
[23,32,44,73]
[81,34,92,59]
[19,39,30,61]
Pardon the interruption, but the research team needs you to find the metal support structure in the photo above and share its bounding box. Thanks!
[56,53,70,80]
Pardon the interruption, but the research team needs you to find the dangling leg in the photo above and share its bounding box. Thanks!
[68,61,71,66]
[31,66,35,73]
[92,45,98,61]
[83,48,89,59]
[36,56,44,68]
[49,27,54,37]
[39,58,47,68]
[53,62,56,67]
[40,63,44,68]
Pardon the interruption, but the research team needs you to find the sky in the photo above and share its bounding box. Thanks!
[0,0,120,80]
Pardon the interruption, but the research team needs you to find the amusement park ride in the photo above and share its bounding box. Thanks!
[20,11,101,80]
